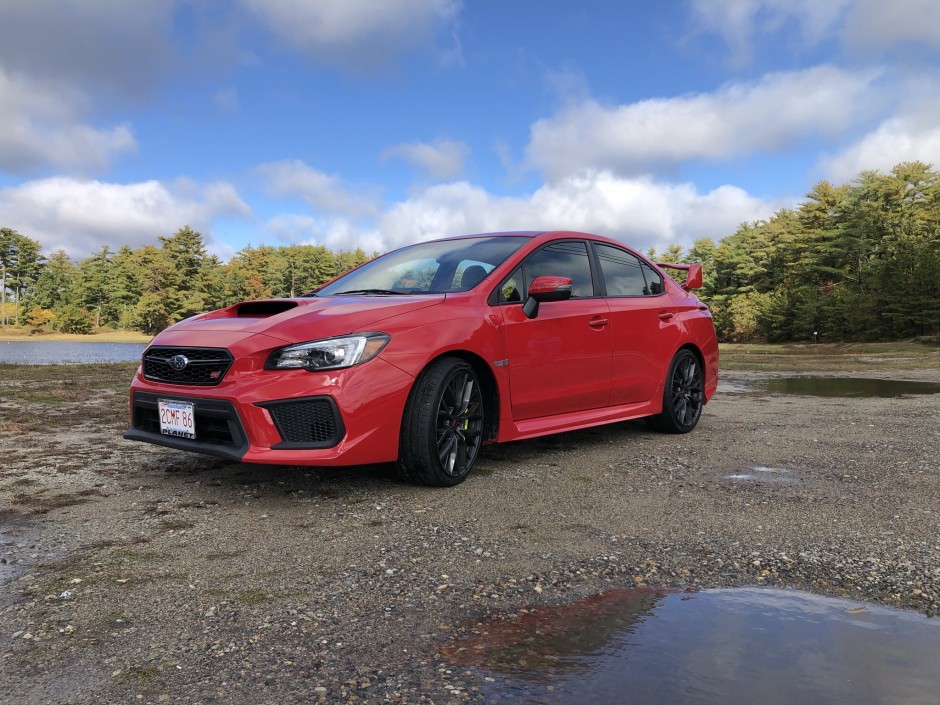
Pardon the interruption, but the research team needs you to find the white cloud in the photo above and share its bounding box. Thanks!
[376,172,789,253]
[11,169,786,262]
[527,66,879,180]
[821,117,940,183]
[690,0,852,65]
[0,177,251,257]
[381,139,469,180]
[263,214,386,254]
[818,69,940,182]
[691,0,940,63]
[0,69,137,174]
[843,0,940,54]
[0,1,181,98]
[257,160,380,217]
[239,0,461,70]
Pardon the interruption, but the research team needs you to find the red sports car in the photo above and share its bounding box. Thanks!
[124,231,718,486]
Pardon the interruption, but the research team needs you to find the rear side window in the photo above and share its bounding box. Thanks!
[640,261,664,295]
[594,244,646,296]
[522,241,595,298]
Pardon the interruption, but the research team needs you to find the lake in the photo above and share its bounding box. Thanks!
[0,341,147,365]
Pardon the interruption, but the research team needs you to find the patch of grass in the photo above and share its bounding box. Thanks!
[472,466,495,477]
[571,475,594,483]
[239,589,275,605]
[720,341,940,372]
[22,388,92,404]
[0,361,139,384]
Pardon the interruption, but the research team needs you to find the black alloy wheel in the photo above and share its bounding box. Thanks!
[398,357,485,486]
[648,349,704,433]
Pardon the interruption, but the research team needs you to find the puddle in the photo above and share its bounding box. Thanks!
[724,466,799,483]
[763,377,940,397]
[445,587,940,705]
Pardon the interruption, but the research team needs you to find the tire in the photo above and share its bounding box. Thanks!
[398,357,485,486]
[647,348,704,434]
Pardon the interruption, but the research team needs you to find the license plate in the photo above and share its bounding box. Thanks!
[158,399,196,439]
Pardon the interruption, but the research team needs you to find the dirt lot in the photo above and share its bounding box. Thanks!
[1,345,938,704]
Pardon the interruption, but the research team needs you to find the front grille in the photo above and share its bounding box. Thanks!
[260,398,345,448]
[143,347,234,386]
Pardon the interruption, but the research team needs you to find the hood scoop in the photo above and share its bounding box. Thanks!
[235,300,299,317]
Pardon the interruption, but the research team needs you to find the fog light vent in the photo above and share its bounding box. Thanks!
[261,398,344,448]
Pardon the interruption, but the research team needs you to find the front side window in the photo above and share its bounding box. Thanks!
[522,241,595,298]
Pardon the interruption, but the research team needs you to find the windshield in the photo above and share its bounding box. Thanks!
[315,235,531,296]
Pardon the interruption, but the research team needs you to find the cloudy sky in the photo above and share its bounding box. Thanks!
[1,0,939,260]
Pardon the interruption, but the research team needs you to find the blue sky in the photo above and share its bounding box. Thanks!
[1,0,939,261]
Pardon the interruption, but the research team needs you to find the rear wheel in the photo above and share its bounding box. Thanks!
[398,357,485,486]
[647,349,704,434]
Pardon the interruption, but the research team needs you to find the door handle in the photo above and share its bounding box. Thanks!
[588,317,610,328]
[658,311,675,321]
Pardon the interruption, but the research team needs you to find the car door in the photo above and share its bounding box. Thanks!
[592,243,680,405]
[498,240,612,420]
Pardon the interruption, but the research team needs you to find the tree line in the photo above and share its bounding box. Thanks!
[0,226,371,334]
[1,161,938,341]
[646,161,939,342]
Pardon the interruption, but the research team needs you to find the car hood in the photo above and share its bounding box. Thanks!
[151,295,445,347]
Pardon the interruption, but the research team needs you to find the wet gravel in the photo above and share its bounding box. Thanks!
[1,366,938,704]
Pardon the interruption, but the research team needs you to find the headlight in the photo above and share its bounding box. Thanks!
[266,333,390,371]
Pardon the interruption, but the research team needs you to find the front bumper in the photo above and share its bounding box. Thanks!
[123,354,415,466]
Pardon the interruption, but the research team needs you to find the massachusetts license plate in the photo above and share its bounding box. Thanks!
[158,399,196,439]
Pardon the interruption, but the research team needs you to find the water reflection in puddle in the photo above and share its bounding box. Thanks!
[724,466,798,483]
[763,377,940,397]
[445,588,940,705]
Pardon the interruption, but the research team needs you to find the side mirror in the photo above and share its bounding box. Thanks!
[523,276,573,319]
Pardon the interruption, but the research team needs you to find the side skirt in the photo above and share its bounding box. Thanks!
[498,399,661,443]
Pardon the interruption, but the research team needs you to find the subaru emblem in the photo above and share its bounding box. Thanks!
[168,354,189,371]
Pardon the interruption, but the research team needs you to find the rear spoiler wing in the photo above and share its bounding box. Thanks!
[656,262,702,290]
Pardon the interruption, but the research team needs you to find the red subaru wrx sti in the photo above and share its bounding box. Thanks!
[124,231,718,486]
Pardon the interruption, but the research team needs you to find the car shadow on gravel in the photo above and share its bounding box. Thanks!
[133,419,652,497]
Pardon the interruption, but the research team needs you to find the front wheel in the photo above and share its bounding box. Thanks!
[398,357,485,486]
[647,349,704,434]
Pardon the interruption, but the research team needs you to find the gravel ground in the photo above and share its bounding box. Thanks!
[1,364,938,704]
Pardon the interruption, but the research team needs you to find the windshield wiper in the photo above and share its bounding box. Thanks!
[332,289,407,296]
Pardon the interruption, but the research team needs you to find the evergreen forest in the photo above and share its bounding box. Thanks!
[1,162,938,342]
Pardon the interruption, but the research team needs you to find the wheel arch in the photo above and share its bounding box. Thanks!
[653,342,707,410]
[676,341,706,374]
[411,350,500,443]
